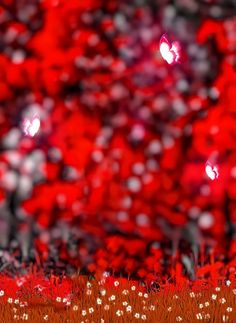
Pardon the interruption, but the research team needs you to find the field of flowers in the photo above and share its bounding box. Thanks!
[0,270,235,322]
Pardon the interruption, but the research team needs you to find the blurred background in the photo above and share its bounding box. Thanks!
[0,0,235,281]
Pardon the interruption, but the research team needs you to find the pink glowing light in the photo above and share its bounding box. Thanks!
[22,116,40,137]
[205,163,219,180]
[159,34,180,64]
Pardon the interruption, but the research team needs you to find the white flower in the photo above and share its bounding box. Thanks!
[219,298,226,304]
[97,298,102,305]
[167,307,172,312]
[173,294,179,299]
[101,319,105,323]
[62,298,67,303]
[0,290,4,296]
[89,307,94,314]
[211,294,217,300]
[87,282,92,288]
[100,289,106,296]
[122,301,128,306]
[222,315,229,322]
[14,299,19,304]
[56,297,61,302]
[73,305,78,311]
[189,292,195,298]
[82,310,87,316]
[131,285,136,291]
[226,280,231,286]
[13,315,19,320]
[150,305,155,311]
[134,313,140,318]
[44,315,48,320]
[114,281,119,287]
[215,287,221,292]
[109,295,115,301]
[144,293,148,298]
[22,314,28,320]
[138,292,143,297]
[141,315,147,320]
[199,304,203,309]
[66,301,71,306]
[126,305,132,312]
[226,307,232,312]
[205,302,209,307]
[116,310,123,316]
[86,289,92,295]
[8,298,13,303]
[196,313,203,320]
[176,317,182,322]
[122,289,129,295]
[104,304,109,310]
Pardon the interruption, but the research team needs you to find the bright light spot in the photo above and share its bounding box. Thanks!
[159,34,180,64]
[205,163,219,180]
[22,116,40,137]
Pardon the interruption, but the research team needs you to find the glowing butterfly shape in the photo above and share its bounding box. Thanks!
[205,163,219,180]
[23,116,40,137]
[159,34,180,64]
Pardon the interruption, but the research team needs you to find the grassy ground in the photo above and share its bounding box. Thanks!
[0,273,236,322]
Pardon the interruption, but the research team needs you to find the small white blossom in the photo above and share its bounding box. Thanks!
[222,315,229,322]
[196,313,203,320]
[211,294,217,300]
[97,298,102,305]
[226,307,232,312]
[199,303,203,309]
[173,294,179,299]
[43,315,48,321]
[150,305,155,311]
[176,316,182,322]
[189,292,195,298]
[205,302,209,307]
[215,287,221,292]
[13,315,19,320]
[141,314,147,320]
[104,304,109,310]
[138,292,143,297]
[122,289,129,295]
[86,289,92,295]
[219,298,226,304]
[22,314,28,320]
[109,295,116,301]
[87,282,92,288]
[167,307,172,312]
[226,280,231,286]
[56,297,61,302]
[144,293,148,298]
[122,301,128,306]
[126,305,132,312]
[114,281,119,287]
[134,313,140,318]
[73,305,78,311]
[116,310,123,316]
[100,289,106,296]
[0,290,4,296]
[89,307,94,314]
[82,310,87,316]
[8,298,13,303]
[131,285,136,291]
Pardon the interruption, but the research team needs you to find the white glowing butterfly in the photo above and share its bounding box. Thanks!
[205,163,219,180]
[22,116,40,137]
[159,34,180,64]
